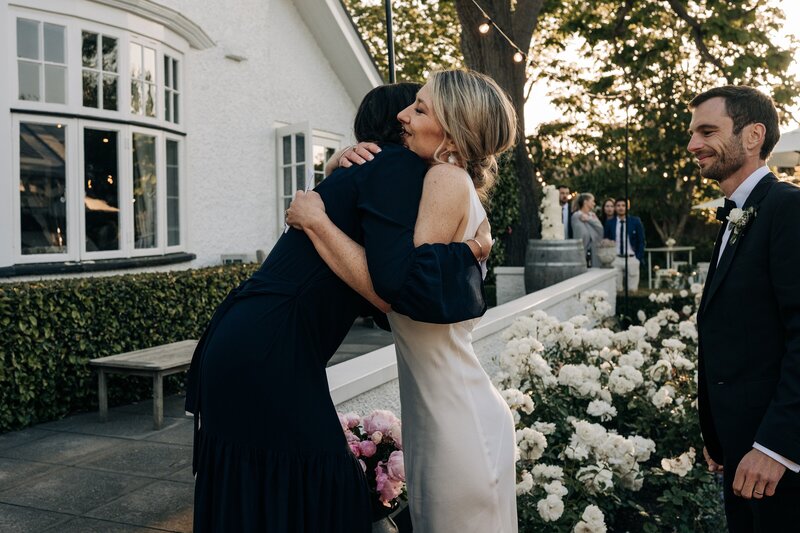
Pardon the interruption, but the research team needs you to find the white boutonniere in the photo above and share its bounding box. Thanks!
[727,206,757,244]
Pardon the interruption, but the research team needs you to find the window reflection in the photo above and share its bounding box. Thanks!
[19,123,67,255]
[83,129,120,251]
[132,133,157,248]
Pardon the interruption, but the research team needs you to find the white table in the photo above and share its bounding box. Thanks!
[645,246,695,289]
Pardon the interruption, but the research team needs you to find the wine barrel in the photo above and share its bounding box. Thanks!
[524,239,588,293]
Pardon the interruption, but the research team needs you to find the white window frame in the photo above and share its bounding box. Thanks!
[164,134,184,251]
[12,115,80,264]
[78,119,127,260]
[13,14,69,109]
[79,29,121,112]
[276,122,313,231]
[128,37,159,120]
[311,130,343,187]
[163,52,181,124]
[128,125,163,256]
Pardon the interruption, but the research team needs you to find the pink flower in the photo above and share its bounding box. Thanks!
[349,442,361,457]
[343,412,361,429]
[362,410,400,435]
[387,423,403,449]
[375,464,404,506]
[386,451,405,482]
[344,430,360,444]
[371,431,384,445]
[359,440,377,458]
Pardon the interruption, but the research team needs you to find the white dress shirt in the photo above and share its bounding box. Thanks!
[715,165,799,473]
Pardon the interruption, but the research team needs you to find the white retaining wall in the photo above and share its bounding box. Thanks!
[331,269,617,415]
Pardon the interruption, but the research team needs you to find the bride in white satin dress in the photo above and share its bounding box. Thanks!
[287,70,518,532]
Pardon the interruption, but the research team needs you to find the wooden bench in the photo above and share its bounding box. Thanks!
[89,340,198,429]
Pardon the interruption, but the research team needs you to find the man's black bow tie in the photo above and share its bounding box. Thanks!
[716,199,737,222]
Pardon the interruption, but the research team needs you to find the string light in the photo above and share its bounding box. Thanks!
[470,0,527,64]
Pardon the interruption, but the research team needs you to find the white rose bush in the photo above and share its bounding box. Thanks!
[497,287,724,532]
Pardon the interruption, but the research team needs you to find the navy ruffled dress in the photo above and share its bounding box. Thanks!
[185,144,485,532]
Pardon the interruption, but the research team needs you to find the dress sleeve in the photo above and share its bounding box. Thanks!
[355,146,487,324]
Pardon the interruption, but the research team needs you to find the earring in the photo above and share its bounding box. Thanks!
[447,152,457,165]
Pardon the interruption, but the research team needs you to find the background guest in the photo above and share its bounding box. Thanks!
[601,197,616,225]
[571,193,604,267]
[604,197,645,291]
[557,184,573,239]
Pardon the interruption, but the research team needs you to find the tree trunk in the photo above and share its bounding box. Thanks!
[453,0,543,265]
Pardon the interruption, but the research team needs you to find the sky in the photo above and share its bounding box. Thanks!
[524,0,800,135]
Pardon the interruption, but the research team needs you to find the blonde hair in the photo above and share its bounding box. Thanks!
[427,70,518,202]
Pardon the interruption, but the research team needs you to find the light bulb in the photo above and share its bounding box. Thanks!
[513,52,524,63]
[479,22,491,34]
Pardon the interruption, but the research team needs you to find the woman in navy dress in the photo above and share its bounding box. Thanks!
[184,83,489,533]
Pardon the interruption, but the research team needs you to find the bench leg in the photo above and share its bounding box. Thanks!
[153,372,164,430]
[98,369,108,422]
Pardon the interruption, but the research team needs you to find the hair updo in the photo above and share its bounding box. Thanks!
[426,70,518,202]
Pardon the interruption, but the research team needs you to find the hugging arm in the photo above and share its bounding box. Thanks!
[288,150,488,323]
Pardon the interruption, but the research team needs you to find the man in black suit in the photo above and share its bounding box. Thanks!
[558,184,573,239]
[603,198,646,291]
[689,85,800,532]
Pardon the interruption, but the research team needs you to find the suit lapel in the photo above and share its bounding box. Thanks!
[701,174,777,312]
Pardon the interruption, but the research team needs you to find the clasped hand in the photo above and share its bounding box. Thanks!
[286,190,325,230]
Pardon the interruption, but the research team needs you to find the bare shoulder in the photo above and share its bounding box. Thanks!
[422,163,471,200]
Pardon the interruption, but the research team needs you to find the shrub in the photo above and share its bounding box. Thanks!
[497,287,725,531]
[0,263,258,433]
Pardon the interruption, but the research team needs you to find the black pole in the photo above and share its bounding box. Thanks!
[624,99,630,320]
[384,0,396,83]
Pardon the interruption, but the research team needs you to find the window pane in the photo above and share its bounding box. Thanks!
[44,65,66,104]
[313,145,326,173]
[282,136,291,164]
[130,79,142,114]
[296,164,306,189]
[132,133,157,249]
[17,19,39,60]
[163,56,171,88]
[83,129,120,251]
[283,166,292,195]
[82,70,98,108]
[82,31,98,68]
[172,58,179,91]
[166,140,180,246]
[103,74,118,110]
[295,133,305,162]
[102,36,117,72]
[143,47,156,82]
[145,83,156,117]
[130,43,141,79]
[18,61,40,101]
[164,89,171,121]
[44,24,65,64]
[173,93,179,124]
[19,122,67,255]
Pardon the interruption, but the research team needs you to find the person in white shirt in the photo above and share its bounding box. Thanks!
[689,85,800,532]
[558,184,573,239]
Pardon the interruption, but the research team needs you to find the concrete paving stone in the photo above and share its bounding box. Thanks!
[81,440,191,478]
[0,466,152,515]
[166,465,194,484]
[87,479,193,533]
[44,516,167,532]
[0,457,60,492]
[0,502,71,533]
[0,432,121,465]
[0,428,51,452]
[37,411,186,440]
[144,419,193,446]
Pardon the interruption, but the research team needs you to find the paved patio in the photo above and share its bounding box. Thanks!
[0,322,393,532]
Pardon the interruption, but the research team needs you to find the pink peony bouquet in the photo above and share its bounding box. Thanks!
[338,409,406,515]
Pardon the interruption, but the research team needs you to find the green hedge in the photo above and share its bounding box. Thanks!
[0,263,259,433]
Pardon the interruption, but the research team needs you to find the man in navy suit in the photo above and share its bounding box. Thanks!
[603,198,645,291]
[690,86,800,533]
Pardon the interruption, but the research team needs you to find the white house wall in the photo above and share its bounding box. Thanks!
[1,0,372,280]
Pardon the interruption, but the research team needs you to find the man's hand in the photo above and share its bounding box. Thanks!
[470,218,493,261]
[732,448,786,499]
[286,190,326,231]
[703,446,724,474]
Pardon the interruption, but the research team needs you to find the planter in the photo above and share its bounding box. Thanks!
[494,266,525,304]
[595,246,617,268]
[524,239,588,294]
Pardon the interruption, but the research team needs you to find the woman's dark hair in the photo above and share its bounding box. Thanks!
[353,82,421,144]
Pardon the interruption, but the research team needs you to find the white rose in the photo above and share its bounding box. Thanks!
[661,447,696,477]
[587,399,618,421]
[543,480,568,497]
[727,208,744,223]
[516,470,534,495]
[537,494,565,522]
